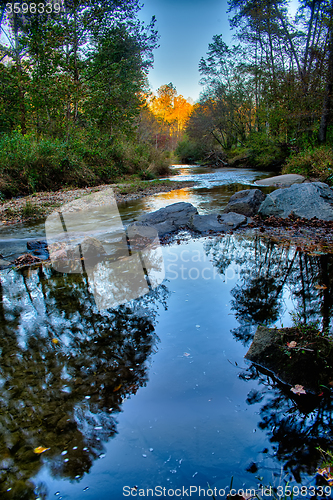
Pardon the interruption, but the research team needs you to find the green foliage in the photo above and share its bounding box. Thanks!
[282,146,333,182]
[0,132,170,198]
[21,201,41,218]
[0,0,163,197]
[184,0,333,167]
[176,136,208,163]
[247,133,290,169]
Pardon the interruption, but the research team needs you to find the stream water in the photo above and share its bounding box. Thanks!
[1,166,333,500]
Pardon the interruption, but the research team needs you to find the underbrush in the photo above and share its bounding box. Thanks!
[282,145,333,183]
[176,136,208,164]
[0,132,171,199]
[247,133,289,169]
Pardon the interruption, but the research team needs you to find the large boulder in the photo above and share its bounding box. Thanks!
[128,220,175,238]
[132,202,248,236]
[189,212,247,233]
[255,173,305,187]
[223,189,266,216]
[258,181,333,220]
[136,202,198,236]
[139,202,198,227]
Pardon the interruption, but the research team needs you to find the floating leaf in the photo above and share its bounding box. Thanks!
[291,384,306,395]
[34,446,50,454]
[52,338,59,344]
[184,352,190,357]
[314,284,328,290]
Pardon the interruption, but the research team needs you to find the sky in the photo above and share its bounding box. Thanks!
[138,0,232,102]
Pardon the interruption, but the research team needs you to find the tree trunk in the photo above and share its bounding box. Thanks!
[319,2,333,143]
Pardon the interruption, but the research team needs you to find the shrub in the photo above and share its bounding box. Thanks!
[0,132,171,198]
[282,145,333,182]
[21,201,41,218]
[247,132,289,169]
[176,137,207,163]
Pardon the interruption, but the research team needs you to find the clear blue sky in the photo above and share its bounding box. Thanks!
[138,0,231,102]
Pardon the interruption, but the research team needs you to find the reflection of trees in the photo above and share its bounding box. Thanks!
[239,365,333,483]
[204,234,333,347]
[0,264,169,498]
[204,233,333,483]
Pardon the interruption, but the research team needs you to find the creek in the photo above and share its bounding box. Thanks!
[1,165,333,499]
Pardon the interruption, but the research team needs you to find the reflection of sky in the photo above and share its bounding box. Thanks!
[33,233,319,498]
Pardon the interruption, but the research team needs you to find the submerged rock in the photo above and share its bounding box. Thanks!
[258,182,333,220]
[27,239,49,259]
[223,189,266,216]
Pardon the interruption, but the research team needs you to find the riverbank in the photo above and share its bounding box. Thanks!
[0,179,194,225]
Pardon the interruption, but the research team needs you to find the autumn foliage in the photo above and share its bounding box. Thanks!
[148,83,193,150]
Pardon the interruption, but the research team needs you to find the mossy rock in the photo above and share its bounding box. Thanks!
[245,325,333,394]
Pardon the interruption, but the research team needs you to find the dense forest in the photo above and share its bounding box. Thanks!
[178,0,333,180]
[0,0,192,197]
[0,0,333,198]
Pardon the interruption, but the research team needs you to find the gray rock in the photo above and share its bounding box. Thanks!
[139,202,198,228]
[258,181,333,220]
[255,173,305,187]
[223,189,266,216]
[128,220,175,238]
[0,258,12,270]
[190,212,247,233]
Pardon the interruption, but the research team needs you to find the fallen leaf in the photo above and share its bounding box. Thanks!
[291,384,306,395]
[52,338,59,344]
[113,384,122,392]
[314,284,328,290]
[287,341,297,348]
[34,446,50,454]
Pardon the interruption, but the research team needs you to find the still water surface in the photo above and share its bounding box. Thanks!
[1,166,333,499]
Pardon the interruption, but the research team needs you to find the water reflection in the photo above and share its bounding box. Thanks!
[0,264,169,498]
[3,231,333,496]
[239,365,333,483]
[204,233,333,339]
[204,233,333,482]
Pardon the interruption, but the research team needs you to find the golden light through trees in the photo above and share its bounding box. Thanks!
[148,83,193,149]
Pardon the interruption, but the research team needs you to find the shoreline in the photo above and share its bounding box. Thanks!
[0,180,195,225]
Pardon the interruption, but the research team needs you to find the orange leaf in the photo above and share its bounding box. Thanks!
[314,284,328,290]
[34,446,50,454]
[113,384,122,392]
